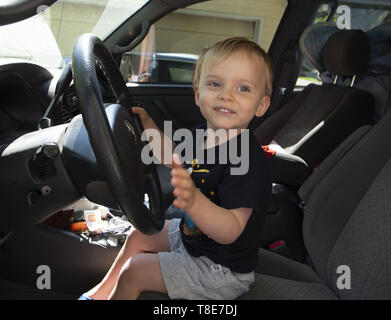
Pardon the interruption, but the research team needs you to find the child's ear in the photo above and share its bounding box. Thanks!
[255,96,270,117]
[194,86,200,107]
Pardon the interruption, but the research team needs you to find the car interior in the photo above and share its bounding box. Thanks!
[0,0,390,300]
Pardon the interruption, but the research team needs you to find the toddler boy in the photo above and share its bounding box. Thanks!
[81,37,273,300]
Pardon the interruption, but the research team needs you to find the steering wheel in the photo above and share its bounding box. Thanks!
[71,33,164,235]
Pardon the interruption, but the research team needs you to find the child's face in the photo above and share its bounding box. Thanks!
[194,49,270,131]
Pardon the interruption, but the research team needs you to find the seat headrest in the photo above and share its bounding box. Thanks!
[322,29,370,76]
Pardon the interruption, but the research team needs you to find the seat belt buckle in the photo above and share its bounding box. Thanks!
[279,87,287,95]
[269,240,286,252]
[261,145,276,159]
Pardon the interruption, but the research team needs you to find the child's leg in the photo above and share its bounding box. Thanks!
[108,253,166,300]
[85,220,170,300]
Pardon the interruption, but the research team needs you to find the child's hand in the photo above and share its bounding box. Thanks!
[131,106,155,130]
[171,154,197,211]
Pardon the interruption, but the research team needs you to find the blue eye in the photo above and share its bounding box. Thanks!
[238,86,250,92]
[208,81,220,87]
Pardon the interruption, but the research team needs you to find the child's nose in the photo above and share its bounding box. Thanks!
[218,87,234,101]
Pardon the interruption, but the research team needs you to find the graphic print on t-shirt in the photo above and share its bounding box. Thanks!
[182,158,214,237]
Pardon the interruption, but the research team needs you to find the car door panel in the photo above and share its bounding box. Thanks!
[128,84,205,131]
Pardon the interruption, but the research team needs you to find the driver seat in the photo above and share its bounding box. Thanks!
[141,103,391,300]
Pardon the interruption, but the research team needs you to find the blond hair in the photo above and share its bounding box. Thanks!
[193,37,273,97]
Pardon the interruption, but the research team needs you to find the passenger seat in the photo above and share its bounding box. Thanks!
[255,26,375,187]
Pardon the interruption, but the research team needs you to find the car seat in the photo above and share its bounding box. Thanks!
[255,24,375,187]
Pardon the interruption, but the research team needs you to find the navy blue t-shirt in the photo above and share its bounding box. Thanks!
[177,123,272,273]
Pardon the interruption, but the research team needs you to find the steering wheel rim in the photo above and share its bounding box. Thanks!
[71,33,164,235]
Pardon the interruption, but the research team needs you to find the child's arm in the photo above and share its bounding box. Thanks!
[132,107,175,167]
[170,154,252,245]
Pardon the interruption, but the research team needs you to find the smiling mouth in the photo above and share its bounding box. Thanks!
[213,106,236,114]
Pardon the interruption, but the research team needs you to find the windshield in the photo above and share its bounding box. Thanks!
[0,0,149,70]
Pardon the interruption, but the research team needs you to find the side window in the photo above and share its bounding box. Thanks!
[296,2,391,88]
[296,4,332,88]
[120,0,287,85]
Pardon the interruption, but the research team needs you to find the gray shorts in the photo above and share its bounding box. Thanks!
[158,218,254,300]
